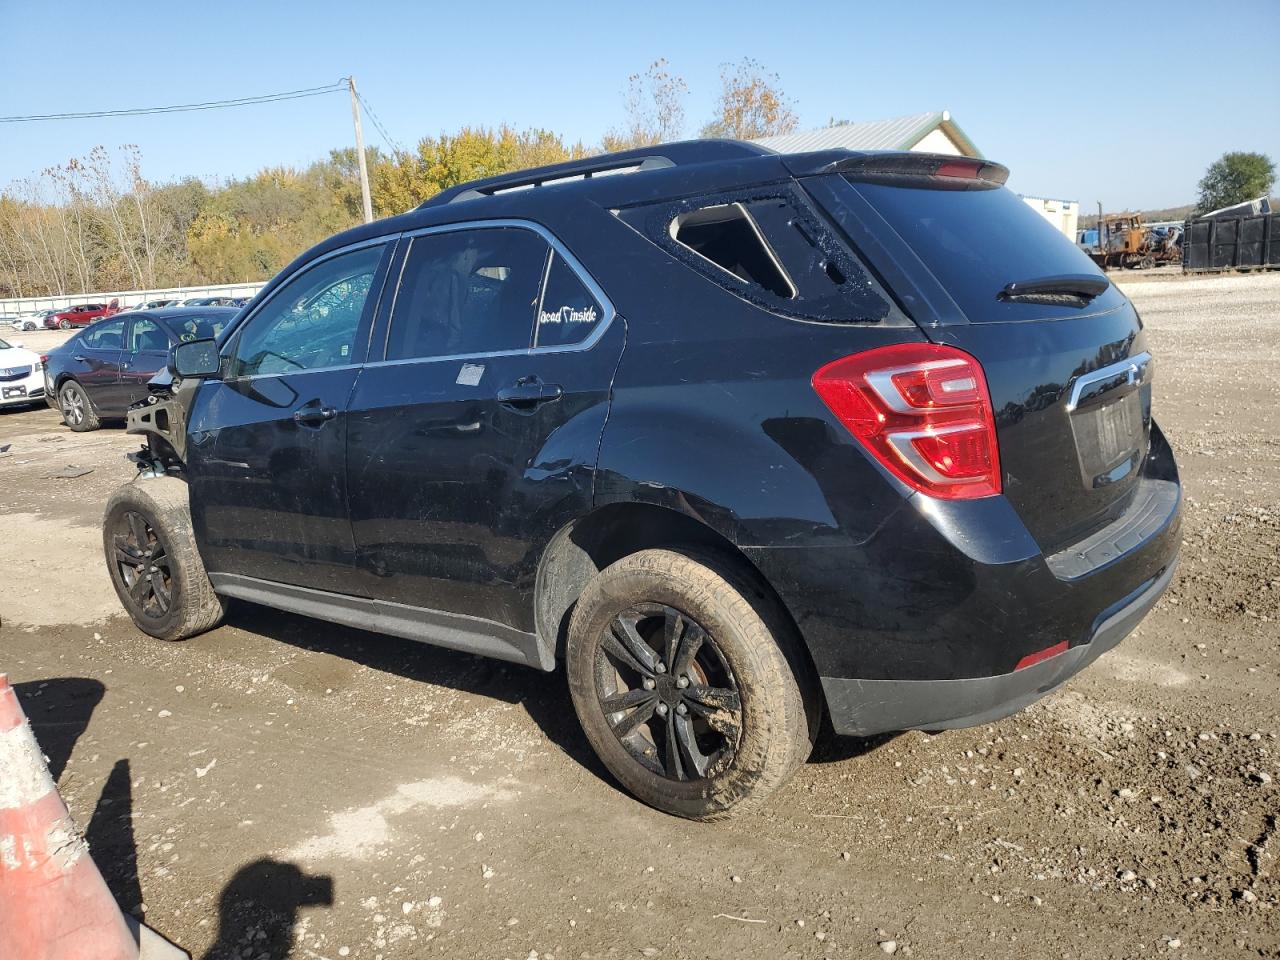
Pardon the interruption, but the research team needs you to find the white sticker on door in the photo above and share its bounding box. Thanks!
[456,363,485,386]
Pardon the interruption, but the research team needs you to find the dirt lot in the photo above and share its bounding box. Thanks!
[2,274,1277,960]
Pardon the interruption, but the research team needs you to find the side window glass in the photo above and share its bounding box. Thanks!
[231,245,384,378]
[386,228,548,361]
[535,253,604,348]
[175,314,229,342]
[82,319,124,349]
[129,318,167,352]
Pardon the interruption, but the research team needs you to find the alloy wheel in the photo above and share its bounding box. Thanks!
[61,387,84,426]
[594,602,742,782]
[111,510,173,619]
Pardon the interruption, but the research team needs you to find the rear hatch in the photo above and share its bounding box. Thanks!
[803,157,1154,555]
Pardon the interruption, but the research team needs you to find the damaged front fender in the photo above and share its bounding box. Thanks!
[125,374,203,469]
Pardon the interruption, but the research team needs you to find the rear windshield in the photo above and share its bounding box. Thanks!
[850,181,1123,322]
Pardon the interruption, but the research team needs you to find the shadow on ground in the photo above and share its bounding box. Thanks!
[200,859,334,960]
[15,676,104,780]
[18,675,332,959]
[222,603,615,785]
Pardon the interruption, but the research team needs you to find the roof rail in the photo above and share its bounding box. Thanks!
[418,139,775,208]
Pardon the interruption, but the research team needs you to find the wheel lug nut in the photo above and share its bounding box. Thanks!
[676,703,688,716]
[655,663,666,674]
[656,702,668,716]
[676,676,689,689]
[642,678,656,691]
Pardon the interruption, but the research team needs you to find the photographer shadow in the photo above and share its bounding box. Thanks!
[200,859,333,960]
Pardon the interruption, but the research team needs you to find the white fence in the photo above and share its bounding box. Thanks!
[0,281,268,320]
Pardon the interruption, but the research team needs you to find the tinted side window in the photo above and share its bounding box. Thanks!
[82,319,125,349]
[387,228,548,361]
[128,318,168,352]
[231,245,384,378]
[173,313,231,342]
[535,253,604,348]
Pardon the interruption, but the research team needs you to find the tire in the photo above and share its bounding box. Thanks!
[58,380,99,432]
[566,548,817,820]
[59,319,71,330]
[102,477,226,641]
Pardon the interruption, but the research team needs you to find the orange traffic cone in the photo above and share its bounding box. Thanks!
[0,674,187,960]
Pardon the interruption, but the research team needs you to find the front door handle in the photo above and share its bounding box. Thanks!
[293,403,337,426]
[496,377,563,411]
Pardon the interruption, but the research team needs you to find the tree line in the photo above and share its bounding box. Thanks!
[0,58,797,299]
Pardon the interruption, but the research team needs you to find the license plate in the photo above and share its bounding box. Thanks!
[1071,391,1144,488]
[3,386,26,398]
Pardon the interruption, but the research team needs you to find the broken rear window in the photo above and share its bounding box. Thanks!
[619,187,893,324]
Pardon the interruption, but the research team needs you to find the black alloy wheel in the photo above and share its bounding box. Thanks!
[594,602,742,782]
[110,510,173,620]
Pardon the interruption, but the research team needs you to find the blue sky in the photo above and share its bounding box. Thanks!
[2,0,1277,210]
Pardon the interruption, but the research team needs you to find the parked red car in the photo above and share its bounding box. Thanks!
[43,299,120,330]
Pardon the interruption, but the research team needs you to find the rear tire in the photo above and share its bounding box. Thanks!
[59,380,99,432]
[103,477,226,641]
[566,548,816,820]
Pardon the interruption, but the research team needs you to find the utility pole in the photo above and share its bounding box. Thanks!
[348,76,374,224]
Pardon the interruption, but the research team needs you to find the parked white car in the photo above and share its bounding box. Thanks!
[0,337,45,408]
[8,312,45,332]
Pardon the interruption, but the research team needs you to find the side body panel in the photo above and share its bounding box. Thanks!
[187,367,364,590]
[344,222,626,641]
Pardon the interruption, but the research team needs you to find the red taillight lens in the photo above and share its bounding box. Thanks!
[812,343,1002,500]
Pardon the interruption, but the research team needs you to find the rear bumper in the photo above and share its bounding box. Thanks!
[820,557,1177,736]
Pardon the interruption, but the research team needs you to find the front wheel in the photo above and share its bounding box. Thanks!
[103,477,226,641]
[58,319,72,329]
[566,549,816,820]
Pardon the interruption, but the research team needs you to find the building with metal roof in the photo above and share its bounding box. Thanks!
[753,110,982,158]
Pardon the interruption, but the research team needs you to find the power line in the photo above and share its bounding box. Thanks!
[0,81,349,124]
[354,90,404,154]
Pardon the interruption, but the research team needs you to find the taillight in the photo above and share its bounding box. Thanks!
[812,342,1002,500]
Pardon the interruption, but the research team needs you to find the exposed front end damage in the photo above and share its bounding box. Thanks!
[125,374,201,476]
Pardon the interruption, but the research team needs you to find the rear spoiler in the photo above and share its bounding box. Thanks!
[786,152,1010,191]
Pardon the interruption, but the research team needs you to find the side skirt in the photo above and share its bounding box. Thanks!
[208,572,552,671]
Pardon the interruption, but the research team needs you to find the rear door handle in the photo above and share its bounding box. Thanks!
[293,403,337,426]
[496,377,563,410]
[73,355,87,362]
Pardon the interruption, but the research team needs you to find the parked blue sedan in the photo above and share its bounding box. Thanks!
[44,307,238,431]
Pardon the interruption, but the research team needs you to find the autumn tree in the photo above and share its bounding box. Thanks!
[700,58,798,140]
[1196,152,1275,214]
[370,126,585,216]
[602,59,688,150]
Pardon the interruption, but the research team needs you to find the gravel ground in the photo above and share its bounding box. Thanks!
[1,273,1277,959]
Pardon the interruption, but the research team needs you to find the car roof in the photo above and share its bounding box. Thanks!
[136,306,240,321]
[90,306,239,328]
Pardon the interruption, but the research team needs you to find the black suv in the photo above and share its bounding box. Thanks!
[104,142,1181,820]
